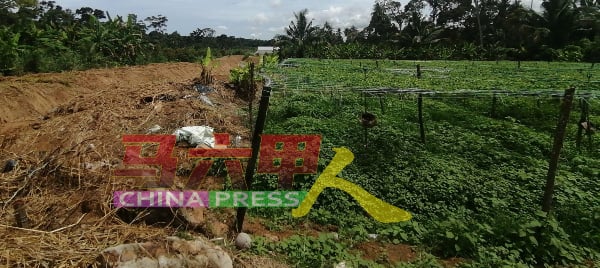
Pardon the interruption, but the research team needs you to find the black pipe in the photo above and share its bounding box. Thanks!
[235,85,272,232]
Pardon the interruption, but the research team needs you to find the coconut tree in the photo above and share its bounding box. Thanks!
[541,0,578,47]
[275,9,317,58]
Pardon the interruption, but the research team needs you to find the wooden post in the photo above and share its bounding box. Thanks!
[235,85,272,233]
[418,94,426,144]
[416,64,422,79]
[248,63,255,133]
[379,95,385,114]
[541,87,575,213]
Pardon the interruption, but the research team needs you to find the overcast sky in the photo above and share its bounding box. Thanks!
[54,0,545,40]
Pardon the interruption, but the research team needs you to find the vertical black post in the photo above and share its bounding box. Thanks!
[416,64,422,79]
[379,95,385,114]
[248,63,255,133]
[418,94,426,144]
[541,87,575,213]
[235,85,272,233]
[491,94,498,118]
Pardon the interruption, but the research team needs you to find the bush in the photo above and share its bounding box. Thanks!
[557,45,583,62]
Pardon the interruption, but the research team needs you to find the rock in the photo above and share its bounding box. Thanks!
[235,232,252,249]
[97,236,233,268]
[367,234,379,240]
[2,159,17,173]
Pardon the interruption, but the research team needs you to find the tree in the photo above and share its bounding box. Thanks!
[0,0,18,25]
[37,1,75,28]
[144,15,168,33]
[190,27,215,39]
[76,7,105,23]
[541,0,577,47]
[275,9,317,58]
[315,21,343,46]
[344,26,362,43]
[365,2,398,43]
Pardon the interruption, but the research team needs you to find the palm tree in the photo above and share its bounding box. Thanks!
[541,0,577,47]
[275,9,317,58]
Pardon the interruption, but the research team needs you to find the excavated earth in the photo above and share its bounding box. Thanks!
[0,56,289,267]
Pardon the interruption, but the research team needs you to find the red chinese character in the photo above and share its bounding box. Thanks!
[113,135,177,187]
[187,133,251,189]
[257,135,321,189]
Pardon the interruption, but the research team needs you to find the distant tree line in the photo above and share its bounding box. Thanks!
[0,0,271,75]
[276,0,600,62]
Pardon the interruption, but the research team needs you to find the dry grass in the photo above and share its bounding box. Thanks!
[0,57,268,267]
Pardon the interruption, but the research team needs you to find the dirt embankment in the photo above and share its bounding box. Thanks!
[0,56,259,267]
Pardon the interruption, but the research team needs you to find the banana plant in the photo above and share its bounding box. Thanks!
[76,15,115,64]
[0,26,21,74]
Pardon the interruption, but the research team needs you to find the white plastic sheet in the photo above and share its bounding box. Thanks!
[173,126,215,148]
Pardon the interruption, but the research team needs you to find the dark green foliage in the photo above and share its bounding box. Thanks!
[277,0,600,62]
[253,59,600,266]
[0,2,271,76]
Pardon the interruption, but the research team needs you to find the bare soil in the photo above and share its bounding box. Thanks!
[0,56,459,267]
[0,56,260,267]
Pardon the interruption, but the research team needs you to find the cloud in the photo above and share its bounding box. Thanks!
[216,25,228,30]
[306,5,370,30]
[270,0,282,8]
[253,13,270,25]
[268,26,285,32]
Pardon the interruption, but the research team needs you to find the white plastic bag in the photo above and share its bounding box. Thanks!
[173,126,215,148]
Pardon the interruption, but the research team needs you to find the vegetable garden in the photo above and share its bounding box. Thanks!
[245,59,600,267]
